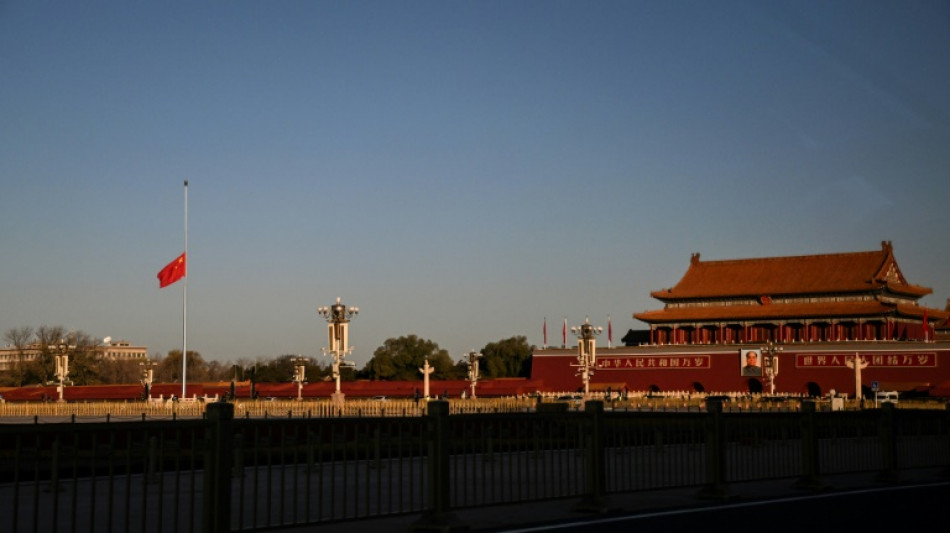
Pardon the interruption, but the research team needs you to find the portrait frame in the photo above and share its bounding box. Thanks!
[740,349,762,377]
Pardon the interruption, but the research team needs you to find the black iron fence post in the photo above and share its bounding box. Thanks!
[147,435,159,483]
[944,403,950,478]
[573,400,610,513]
[794,400,824,489]
[696,397,733,499]
[409,400,466,532]
[876,402,899,483]
[204,401,234,533]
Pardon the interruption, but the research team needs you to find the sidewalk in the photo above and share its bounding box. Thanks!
[284,467,949,532]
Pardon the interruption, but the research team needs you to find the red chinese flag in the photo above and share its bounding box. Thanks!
[157,253,186,288]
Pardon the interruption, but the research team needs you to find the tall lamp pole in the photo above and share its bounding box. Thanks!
[140,360,156,400]
[318,297,359,404]
[761,340,783,395]
[54,340,70,403]
[465,351,482,399]
[571,317,603,397]
[291,356,308,401]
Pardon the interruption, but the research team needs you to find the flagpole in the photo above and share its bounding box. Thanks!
[182,180,188,399]
[543,317,547,349]
[608,315,612,349]
[562,317,567,349]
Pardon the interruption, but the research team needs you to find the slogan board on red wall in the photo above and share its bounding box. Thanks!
[795,352,936,368]
[596,355,712,370]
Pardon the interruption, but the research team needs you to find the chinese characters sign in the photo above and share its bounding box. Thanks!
[796,353,936,368]
[596,355,711,370]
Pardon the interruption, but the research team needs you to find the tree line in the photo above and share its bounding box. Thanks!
[2,326,533,387]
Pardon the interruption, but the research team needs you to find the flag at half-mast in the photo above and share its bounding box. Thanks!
[158,253,186,288]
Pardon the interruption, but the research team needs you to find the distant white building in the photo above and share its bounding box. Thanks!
[0,339,148,372]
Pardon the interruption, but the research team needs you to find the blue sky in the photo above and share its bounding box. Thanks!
[2,1,948,367]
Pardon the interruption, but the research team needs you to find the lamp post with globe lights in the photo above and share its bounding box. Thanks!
[140,360,157,400]
[54,340,70,403]
[761,340,783,395]
[571,317,603,397]
[465,351,482,399]
[318,297,358,404]
[291,356,308,401]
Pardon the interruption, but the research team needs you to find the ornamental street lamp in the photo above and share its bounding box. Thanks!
[571,317,603,397]
[140,360,157,400]
[245,363,259,399]
[761,340,783,395]
[318,297,359,404]
[291,356,308,401]
[465,351,482,399]
[54,341,70,403]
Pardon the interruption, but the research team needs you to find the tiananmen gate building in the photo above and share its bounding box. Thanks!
[531,241,950,397]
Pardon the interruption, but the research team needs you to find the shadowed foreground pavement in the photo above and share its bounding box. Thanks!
[279,467,949,532]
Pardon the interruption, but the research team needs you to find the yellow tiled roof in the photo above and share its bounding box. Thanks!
[636,242,946,325]
[649,241,930,300]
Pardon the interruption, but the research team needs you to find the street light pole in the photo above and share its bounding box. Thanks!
[245,363,258,400]
[761,340,783,395]
[291,356,308,401]
[54,341,70,403]
[318,297,359,404]
[140,360,156,401]
[465,351,482,399]
[571,317,603,397]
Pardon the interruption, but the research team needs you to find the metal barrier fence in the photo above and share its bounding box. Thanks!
[0,400,947,532]
[0,397,542,422]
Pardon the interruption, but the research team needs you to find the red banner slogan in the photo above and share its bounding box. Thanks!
[795,353,936,368]
[596,355,711,370]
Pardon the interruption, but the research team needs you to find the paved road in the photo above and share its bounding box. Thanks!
[490,480,950,533]
[291,468,950,533]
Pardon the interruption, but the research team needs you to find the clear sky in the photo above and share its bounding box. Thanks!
[2,1,948,368]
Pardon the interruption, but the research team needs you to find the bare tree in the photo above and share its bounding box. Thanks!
[2,326,34,386]
[34,325,66,346]
[30,325,66,384]
[97,359,142,384]
[205,360,232,382]
[67,331,101,385]
[7,327,103,386]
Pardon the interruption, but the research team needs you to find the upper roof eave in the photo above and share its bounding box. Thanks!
[885,280,931,298]
[650,241,930,301]
[634,301,950,324]
[634,301,890,323]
